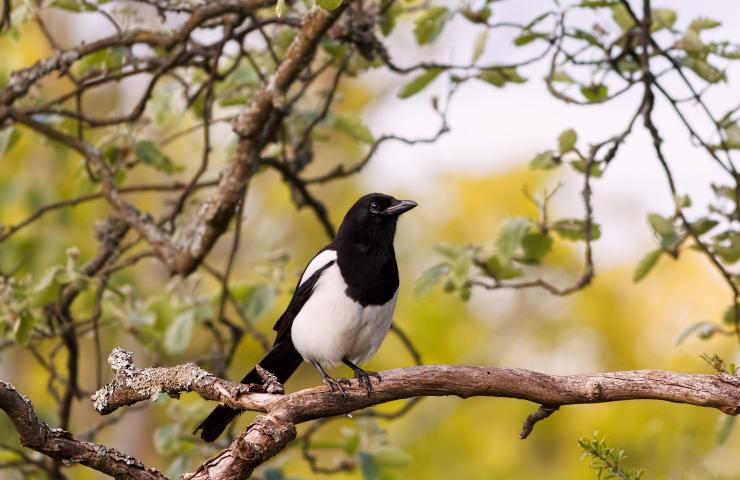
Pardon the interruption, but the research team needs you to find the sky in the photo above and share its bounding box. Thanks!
[361,0,740,266]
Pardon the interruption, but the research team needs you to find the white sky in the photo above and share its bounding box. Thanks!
[361,0,740,265]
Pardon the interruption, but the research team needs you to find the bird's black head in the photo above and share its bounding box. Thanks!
[335,193,417,246]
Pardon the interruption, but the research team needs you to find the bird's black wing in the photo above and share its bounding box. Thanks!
[273,249,335,344]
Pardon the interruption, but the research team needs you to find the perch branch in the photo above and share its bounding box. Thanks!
[90,350,740,479]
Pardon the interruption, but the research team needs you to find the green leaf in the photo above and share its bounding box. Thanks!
[12,310,34,345]
[0,127,21,157]
[633,249,662,282]
[460,6,491,24]
[472,31,488,63]
[451,251,473,288]
[529,150,559,170]
[380,3,402,36]
[484,255,523,280]
[689,18,721,31]
[153,424,182,456]
[496,217,532,263]
[413,7,448,45]
[477,69,505,87]
[334,116,374,144]
[553,219,601,241]
[435,244,464,259]
[414,263,450,297]
[558,129,577,153]
[579,0,619,7]
[33,265,64,293]
[459,286,472,302]
[723,305,738,326]
[683,56,725,83]
[514,31,546,46]
[573,29,602,48]
[712,230,740,264]
[570,160,603,177]
[134,140,183,174]
[316,0,342,10]
[675,194,692,209]
[163,310,195,355]
[501,67,526,83]
[680,29,706,53]
[580,84,608,102]
[52,0,84,11]
[521,232,553,263]
[717,415,736,446]
[239,284,275,321]
[611,4,636,31]
[690,217,718,235]
[477,67,527,88]
[675,321,718,346]
[398,68,445,98]
[275,0,286,17]
[73,47,125,76]
[724,124,740,149]
[659,231,681,251]
[550,70,575,83]
[651,9,676,32]
[714,243,739,264]
[647,213,675,236]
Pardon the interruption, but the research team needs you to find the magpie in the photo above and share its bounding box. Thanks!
[195,193,417,442]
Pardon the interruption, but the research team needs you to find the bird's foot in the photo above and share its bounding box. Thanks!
[352,368,381,395]
[322,375,348,400]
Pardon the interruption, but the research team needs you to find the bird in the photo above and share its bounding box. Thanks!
[195,192,417,442]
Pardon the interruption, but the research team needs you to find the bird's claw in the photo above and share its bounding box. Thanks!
[322,376,348,399]
[354,369,381,395]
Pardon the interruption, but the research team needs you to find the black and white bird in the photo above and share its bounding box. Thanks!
[195,193,417,442]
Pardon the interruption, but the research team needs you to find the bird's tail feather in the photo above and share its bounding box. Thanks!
[195,339,302,442]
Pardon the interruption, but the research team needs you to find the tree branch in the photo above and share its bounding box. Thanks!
[0,382,166,480]
[172,4,348,275]
[90,350,740,479]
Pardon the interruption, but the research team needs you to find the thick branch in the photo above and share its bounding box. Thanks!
[0,382,165,480]
[173,4,347,275]
[93,350,740,479]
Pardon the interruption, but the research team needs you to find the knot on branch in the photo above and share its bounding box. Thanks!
[255,365,285,394]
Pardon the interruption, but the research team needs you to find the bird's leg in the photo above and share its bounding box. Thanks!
[342,358,381,395]
[311,361,347,399]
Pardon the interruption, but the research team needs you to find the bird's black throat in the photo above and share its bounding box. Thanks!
[335,239,399,307]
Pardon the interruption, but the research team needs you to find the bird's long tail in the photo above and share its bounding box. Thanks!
[195,339,302,442]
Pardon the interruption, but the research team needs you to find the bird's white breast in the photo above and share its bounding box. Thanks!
[291,259,398,367]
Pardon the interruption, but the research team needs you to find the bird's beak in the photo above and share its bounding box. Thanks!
[381,199,418,216]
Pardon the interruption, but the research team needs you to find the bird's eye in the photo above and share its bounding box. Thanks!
[369,201,380,213]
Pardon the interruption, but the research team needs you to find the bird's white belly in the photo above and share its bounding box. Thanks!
[291,264,398,367]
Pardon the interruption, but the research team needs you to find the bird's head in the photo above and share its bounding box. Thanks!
[336,193,417,245]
